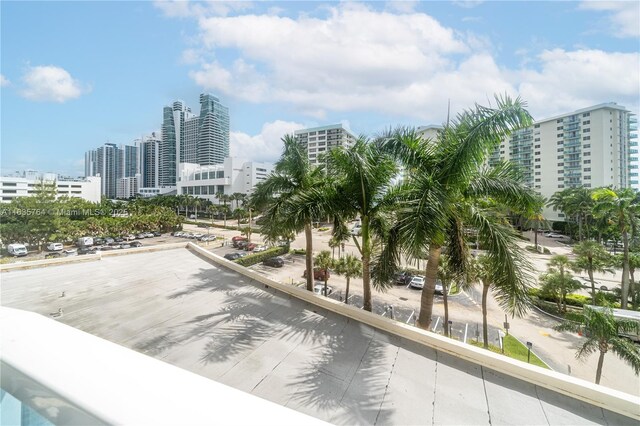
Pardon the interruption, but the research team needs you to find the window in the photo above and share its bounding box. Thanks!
[583,144,590,149]
[2,182,17,186]
[217,170,224,178]
[583,184,591,188]
[2,189,17,193]
[558,213,565,218]
[557,162,564,166]
[557,119,562,123]
[557,126,563,130]
[535,158,540,162]
[208,185,215,194]
[535,185,541,189]
[584,168,591,172]
[557,148,564,152]
[534,124,540,128]
[535,165,541,169]
[584,152,591,156]
[534,138,540,142]
[557,141,564,145]
[201,186,208,195]
[534,151,540,155]
[584,160,591,164]
[584,176,591,180]
[217,185,224,194]
[583,120,590,125]
[557,133,563,138]
[583,128,590,133]
[582,112,590,117]
[558,185,565,188]
[535,179,541,182]
[558,177,564,181]
[557,155,564,159]
[535,172,541,175]
[195,173,201,181]
[500,151,505,154]
[534,144,540,149]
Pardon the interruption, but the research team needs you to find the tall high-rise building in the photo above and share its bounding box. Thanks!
[139,132,161,188]
[294,124,356,165]
[95,143,121,199]
[121,145,139,178]
[160,101,195,187]
[196,93,230,166]
[159,94,229,185]
[84,150,97,177]
[489,103,638,221]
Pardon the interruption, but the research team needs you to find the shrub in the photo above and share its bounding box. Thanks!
[290,248,306,255]
[543,248,551,254]
[234,246,289,267]
[317,227,330,232]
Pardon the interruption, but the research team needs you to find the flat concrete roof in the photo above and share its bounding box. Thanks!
[1,249,635,425]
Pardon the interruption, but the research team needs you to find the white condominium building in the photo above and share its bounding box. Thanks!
[489,102,637,221]
[116,174,141,200]
[0,171,101,203]
[294,124,356,165]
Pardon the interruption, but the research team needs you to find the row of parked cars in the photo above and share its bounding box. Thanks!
[172,231,218,242]
[393,271,444,294]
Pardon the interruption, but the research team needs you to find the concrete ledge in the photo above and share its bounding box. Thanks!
[1,242,188,272]
[187,242,640,420]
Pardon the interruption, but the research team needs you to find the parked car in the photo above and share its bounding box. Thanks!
[253,245,268,253]
[434,280,444,295]
[409,275,425,289]
[224,252,243,261]
[78,247,97,255]
[263,257,285,268]
[136,233,146,239]
[232,236,248,247]
[94,238,106,245]
[114,237,124,243]
[125,234,136,241]
[153,231,162,237]
[236,240,250,249]
[193,233,204,239]
[144,232,155,238]
[77,237,94,247]
[244,242,258,251]
[7,243,28,257]
[47,242,64,252]
[105,237,115,244]
[313,284,333,296]
[121,243,131,249]
[351,225,362,236]
[64,248,78,255]
[171,231,183,237]
[393,271,412,285]
[544,232,564,238]
[303,268,331,281]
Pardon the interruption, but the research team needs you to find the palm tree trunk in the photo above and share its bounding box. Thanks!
[417,244,441,329]
[534,223,538,251]
[361,217,372,312]
[588,263,597,305]
[345,277,350,303]
[324,276,328,297]
[631,269,638,310]
[304,222,314,291]
[482,281,490,349]
[622,230,630,309]
[595,349,606,385]
[443,280,449,337]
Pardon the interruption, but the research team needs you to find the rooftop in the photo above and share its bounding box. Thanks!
[1,247,638,424]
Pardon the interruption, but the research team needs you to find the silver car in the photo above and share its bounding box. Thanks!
[409,276,425,289]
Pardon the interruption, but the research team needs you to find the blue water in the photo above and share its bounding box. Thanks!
[0,389,53,426]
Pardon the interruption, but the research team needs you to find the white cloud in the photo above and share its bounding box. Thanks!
[154,0,253,18]
[161,2,638,124]
[452,1,484,9]
[0,74,9,86]
[230,120,306,163]
[514,49,640,118]
[580,1,640,38]
[385,1,419,14]
[20,65,89,103]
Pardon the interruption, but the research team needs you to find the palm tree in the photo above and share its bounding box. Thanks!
[328,237,340,259]
[629,252,640,309]
[333,254,362,303]
[314,250,333,297]
[549,187,594,241]
[251,135,327,291]
[555,306,640,384]
[326,137,398,312]
[379,95,535,329]
[525,194,547,251]
[593,188,640,309]
[438,254,462,337]
[571,241,612,303]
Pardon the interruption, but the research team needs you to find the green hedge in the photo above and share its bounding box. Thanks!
[234,246,289,267]
[529,288,623,309]
[183,220,261,232]
[290,248,306,255]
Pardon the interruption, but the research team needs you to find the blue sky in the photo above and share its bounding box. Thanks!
[1,1,639,175]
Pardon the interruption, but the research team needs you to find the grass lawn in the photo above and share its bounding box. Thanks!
[469,335,549,369]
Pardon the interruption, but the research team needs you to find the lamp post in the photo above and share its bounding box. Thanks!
[448,320,453,338]
[526,341,533,363]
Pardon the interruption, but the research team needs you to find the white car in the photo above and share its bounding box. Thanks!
[351,225,362,236]
[544,232,564,238]
[47,242,64,252]
[313,284,333,296]
[253,245,268,253]
[409,276,425,289]
[434,280,444,295]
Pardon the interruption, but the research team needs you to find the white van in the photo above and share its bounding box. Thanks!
[7,244,28,257]
[47,242,64,251]
[76,237,94,247]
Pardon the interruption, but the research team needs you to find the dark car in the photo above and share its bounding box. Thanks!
[232,236,248,248]
[153,231,162,237]
[94,238,106,246]
[78,247,97,255]
[393,271,412,285]
[114,237,124,243]
[237,240,249,249]
[263,257,285,268]
[224,252,242,261]
[130,241,143,248]
[303,268,330,281]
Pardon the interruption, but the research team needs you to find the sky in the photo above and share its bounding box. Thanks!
[1,0,639,176]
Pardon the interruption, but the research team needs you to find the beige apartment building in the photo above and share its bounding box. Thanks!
[294,124,356,165]
[489,103,637,221]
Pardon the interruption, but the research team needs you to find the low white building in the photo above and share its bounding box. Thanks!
[0,171,101,203]
[137,186,176,198]
[176,157,273,203]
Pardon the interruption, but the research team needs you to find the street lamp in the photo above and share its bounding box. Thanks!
[448,320,453,338]
[526,341,533,363]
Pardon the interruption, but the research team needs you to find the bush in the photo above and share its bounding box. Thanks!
[234,246,289,267]
[543,247,551,254]
[290,248,306,255]
[317,227,330,232]
[552,221,568,233]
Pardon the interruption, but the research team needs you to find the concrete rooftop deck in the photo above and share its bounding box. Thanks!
[1,248,636,425]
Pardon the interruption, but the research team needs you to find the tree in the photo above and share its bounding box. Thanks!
[438,254,462,337]
[549,187,594,241]
[379,95,535,329]
[326,137,398,311]
[251,135,327,291]
[314,250,333,297]
[555,306,640,384]
[525,194,547,251]
[571,241,612,303]
[539,271,581,313]
[593,188,640,309]
[333,254,362,303]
